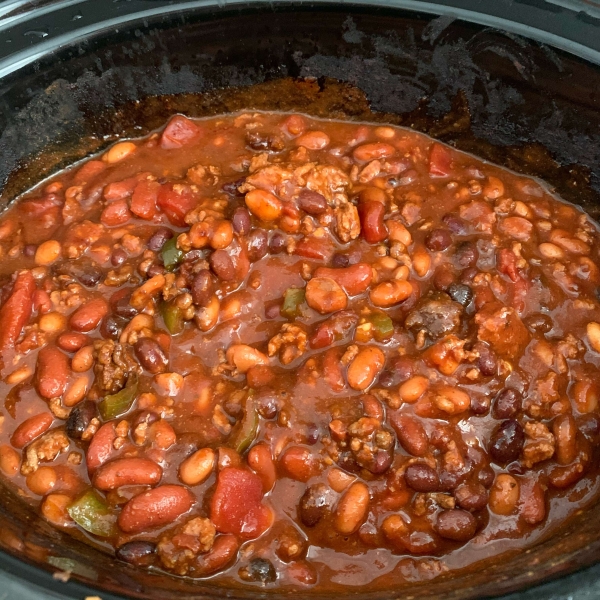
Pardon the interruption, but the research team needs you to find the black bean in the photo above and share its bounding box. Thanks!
[425,228,452,251]
[492,389,521,419]
[239,558,277,584]
[246,131,284,153]
[110,248,127,267]
[264,302,281,320]
[473,341,498,376]
[447,283,473,306]
[256,390,278,419]
[454,241,478,269]
[299,483,336,527]
[100,315,122,340]
[113,294,138,319]
[210,249,236,281]
[298,190,327,215]
[247,230,268,261]
[489,419,524,464]
[146,263,166,278]
[478,466,495,488]
[378,370,397,388]
[134,338,168,374]
[305,423,320,445]
[404,463,440,492]
[232,207,251,235]
[524,312,553,334]
[389,356,415,382]
[221,178,246,196]
[147,227,173,252]
[65,401,97,440]
[191,269,214,307]
[23,244,37,257]
[331,253,350,268]
[436,509,477,542]
[116,541,156,567]
[183,249,208,263]
[454,482,488,511]
[470,394,490,415]
[269,232,286,254]
[442,213,468,235]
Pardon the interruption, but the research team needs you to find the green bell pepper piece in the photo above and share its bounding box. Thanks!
[161,300,185,335]
[161,237,183,271]
[229,391,258,454]
[98,374,139,421]
[67,489,116,537]
[281,288,306,320]
[368,312,394,341]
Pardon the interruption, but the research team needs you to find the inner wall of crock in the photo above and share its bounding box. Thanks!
[1,4,600,600]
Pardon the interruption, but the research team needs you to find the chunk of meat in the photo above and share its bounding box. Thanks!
[268,323,308,365]
[522,422,556,468]
[475,302,531,360]
[405,292,463,341]
[21,429,70,475]
[334,203,361,243]
[94,340,139,394]
[157,517,216,575]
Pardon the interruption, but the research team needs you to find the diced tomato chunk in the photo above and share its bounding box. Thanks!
[131,180,160,220]
[103,177,138,202]
[0,271,36,352]
[429,143,452,177]
[101,199,132,226]
[160,115,200,150]
[211,467,272,539]
[497,248,519,283]
[157,183,198,227]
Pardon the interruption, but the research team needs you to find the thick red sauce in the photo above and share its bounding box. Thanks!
[0,112,599,590]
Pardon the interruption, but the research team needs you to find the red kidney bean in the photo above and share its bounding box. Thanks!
[94,458,162,490]
[492,389,521,419]
[134,338,168,374]
[66,401,97,440]
[454,482,488,511]
[331,253,350,268]
[247,229,269,261]
[36,345,69,399]
[116,541,156,566]
[313,263,372,296]
[298,190,327,215]
[231,207,251,234]
[432,264,455,291]
[488,420,524,464]
[390,414,428,457]
[425,228,452,251]
[280,446,319,482]
[147,227,173,251]
[70,298,109,332]
[11,413,53,449]
[404,464,440,492]
[305,277,348,314]
[197,534,240,576]
[523,313,553,334]
[358,201,387,244]
[210,249,236,281]
[246,365,275,389]
[519,479,546,524]
[100,315,121,340]
[436,509,477,541]
[86,423,116,473]
[118,485,195,533]
[56,332,88,352]
[442,213,468,235]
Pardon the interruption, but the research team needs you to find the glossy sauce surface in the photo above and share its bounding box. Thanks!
[0,112,600,590]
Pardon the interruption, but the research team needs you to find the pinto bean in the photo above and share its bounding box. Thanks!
[489,474,519,515]
[334,482,370,534]
[571,380,598,414]
[553,414,577,465]
[347,346,385,391]
[353,143,395,162]
[69,298,109,332]
[63,376,89,407]
[412,247,431,277]
[280,446,319,482]
[358,201,388,244]
[11,412,53,449]
[118,485,195,533]
[72,345,94,372]
[369,280,412,307]
[398,376,429,403]
[26,466,58,495]
[210,220,234,249]
[313,263,372,296]
[37,346,69,399]
[179,448,215,486]
[195,295,220,331]
[550,229,590,255]
[586,322,600,353]
[94,458,162,491]
[386,220,412,246]
[305,277,348,314]
[226,344,269,373]
[34,240,61,266]
[248,443,276,492]
[41,493,73,528]
[296,131,330,150]
[431,386,470,415]
[105,141,136,163]
[0,445,20,476]
[390,414,428,456]
[245,189,282,221]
